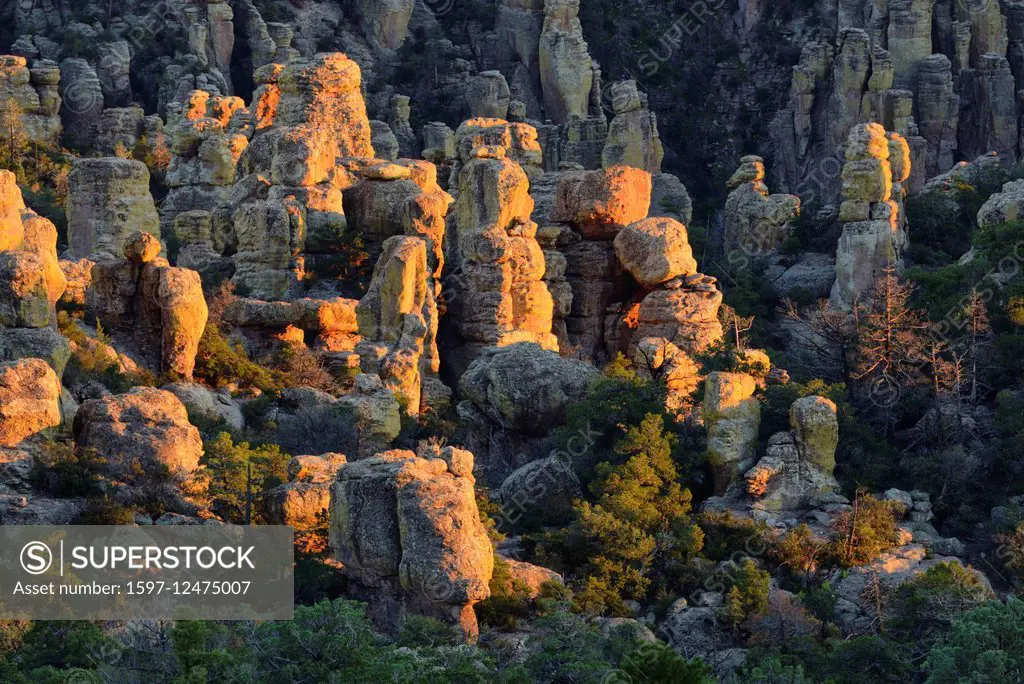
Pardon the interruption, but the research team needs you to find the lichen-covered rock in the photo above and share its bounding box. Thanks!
[231,198,305,300]
[790,395,839,473]
[497,453,582,525]
[722,156,800,258]
[336,374,402,458]
[353,0,414,51]
[0,251,50,328]
[635,274,724,356]
[539,0,593,122]
[163,382,244,432]
[263,481,332,531]
[74,387,203,482]
[703,372,760,493]
[329,449,493,639]
[370,120,399,160]
[978,179,1024,229]
[552,166,651,240]
[89,234,208,379]
[459,342,598,434]
[614,217,697,288]
[0,171,26,251]
[0,55,61,147]
[0,359,61,446]
[356,236,438,414]
[449,154,557,373]
[467,71,512,120]
[831,124,906,310]
[66,158,160,261]
[601,80,663,173]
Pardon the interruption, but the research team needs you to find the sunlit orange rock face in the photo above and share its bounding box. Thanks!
[276,53,374,159]
[552,165,652,240]
[448,147,556,378]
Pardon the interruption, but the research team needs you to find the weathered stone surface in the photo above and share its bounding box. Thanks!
[0,55,60,147]
[0,359,61,446]
[831,124,906,310]
[449,155,557,372]
[58,57,103,151]
[552,166,651,240]
[163,382,244,432]
[370,120,399,160]
[722,156,800,258]
[602,80,663,173]
[703,372,760,493]
[329,449,493,639]
[356,236,439,414]
[74,387,203,482]
[790,395,839,473]
[539,0,593,122]
[354,0,414,51]
[614,217,697,288]
[67,158,160,261]
[496,453,581,525]
[89,234,208,379]
[0,251,50,328]
[231,198,305,300]
[467,71,512,120]
[459,342,598,434]
[978,179,1024,229]
[635,274,724,356]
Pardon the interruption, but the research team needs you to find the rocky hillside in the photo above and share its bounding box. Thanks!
[2,1,1024,682]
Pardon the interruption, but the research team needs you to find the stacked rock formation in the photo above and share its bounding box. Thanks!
[743,396,842,512]
[161,89,250,256]
[830,124,910,311]
[88,232,208,380]
[548,165,649,359]
[329,448,493,640]
[263,453,347,531]
[447,146,556,378]
[770,28,930,204]
[355,235,441,415]
[703,372,761,494]
[538,0,593,123]
[0,171,69,374]
[601,80,664,174]
[66,158,161,262]
[58,58,104,151]
[0,55,60,147]
[457,342,598,484]
[721,156,801,259]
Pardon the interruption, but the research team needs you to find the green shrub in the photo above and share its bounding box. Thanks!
[924,598,1024,683]
[193,323,282,393]
[29,441,105,498]
[886,561,992,645]
[619,642,714,683]
[828,492,904,567]
[200,432,290,523]
[723,558,771,629]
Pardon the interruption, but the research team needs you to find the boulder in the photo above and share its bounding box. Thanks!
[0,359,61,446]
[329,449,493,639]
[66,158,160,261]
[459,342,598,434]
[703,372,761,493]
[552,166,652,240]
[614,217,697,288]
[74,387,203,482]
